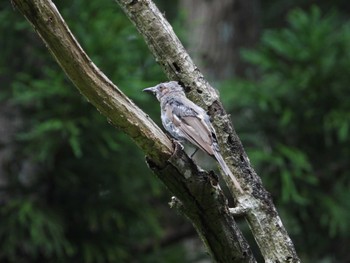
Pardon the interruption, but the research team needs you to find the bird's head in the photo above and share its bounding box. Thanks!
[143,81,185,100]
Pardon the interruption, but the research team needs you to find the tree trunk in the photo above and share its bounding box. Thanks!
[179,0,261,79]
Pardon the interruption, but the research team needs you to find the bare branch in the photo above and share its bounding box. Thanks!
[12,0,172,166]
[12,0,255,262]
[115,0,300,262]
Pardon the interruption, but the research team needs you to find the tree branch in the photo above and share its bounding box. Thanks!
[115,0,300,262]
[12,0,255,262]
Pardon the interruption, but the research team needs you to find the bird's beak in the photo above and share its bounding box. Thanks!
[142,87,156,93]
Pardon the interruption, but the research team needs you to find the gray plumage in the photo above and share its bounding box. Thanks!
[143,81,243,193]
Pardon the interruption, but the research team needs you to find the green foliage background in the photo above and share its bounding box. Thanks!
[221,6,350,262]
[1,1,186,262]
[0,0,349,263]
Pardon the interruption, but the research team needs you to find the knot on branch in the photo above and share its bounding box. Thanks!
[127,0,138,6]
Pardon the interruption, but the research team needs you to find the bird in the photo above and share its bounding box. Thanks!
[143,81,243,193]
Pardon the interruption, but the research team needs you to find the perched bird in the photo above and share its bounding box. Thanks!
[143,81,243,193]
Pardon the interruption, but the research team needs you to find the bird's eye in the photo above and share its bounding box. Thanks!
[159,86,167,93]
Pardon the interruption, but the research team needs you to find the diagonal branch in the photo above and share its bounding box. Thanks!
[12,0,255,262]
[115,0,300,262]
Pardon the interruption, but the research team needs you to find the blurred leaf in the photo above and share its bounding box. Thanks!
[222,5,350,261]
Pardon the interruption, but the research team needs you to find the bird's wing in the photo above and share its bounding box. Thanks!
[165,102,214,156]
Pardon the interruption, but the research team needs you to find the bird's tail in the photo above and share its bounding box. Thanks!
[213,151,243,193]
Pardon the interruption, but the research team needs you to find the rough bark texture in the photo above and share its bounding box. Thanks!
[115,0,300,262]
[12,0,255,262]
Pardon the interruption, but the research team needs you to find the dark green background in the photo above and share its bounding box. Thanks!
[0,0,349,262]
